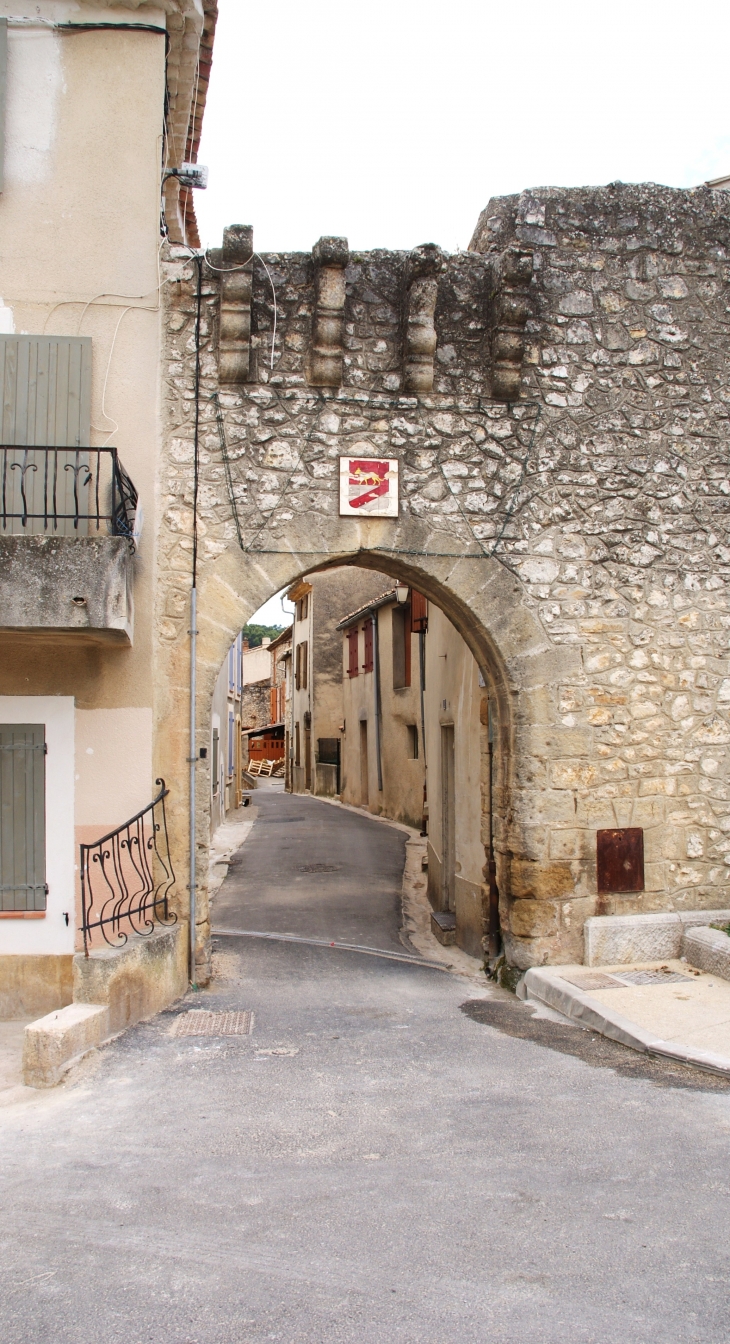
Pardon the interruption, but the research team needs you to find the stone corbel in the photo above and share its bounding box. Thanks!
[490,247,533,401]
[218,224,253,384]
[308,237,349,387]
[403,244,444,394]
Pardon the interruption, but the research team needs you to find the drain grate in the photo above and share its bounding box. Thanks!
[612,970,692,986]
[298,863,342,873]
[172,1010,254,1037]
[560,971,623,991]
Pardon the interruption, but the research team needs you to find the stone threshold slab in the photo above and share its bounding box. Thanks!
[518,962,730,1079]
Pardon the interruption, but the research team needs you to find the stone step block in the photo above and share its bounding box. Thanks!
[23,1003,109,1088]
[431,911,456,946]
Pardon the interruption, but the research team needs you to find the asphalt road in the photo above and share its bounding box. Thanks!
[2,790,730,1343]
[213,785,408,951]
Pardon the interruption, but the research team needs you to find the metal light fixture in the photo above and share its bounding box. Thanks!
[395,585,409,604]
[163,162,209,190]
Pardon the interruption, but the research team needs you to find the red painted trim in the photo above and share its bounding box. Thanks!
[0,911,46,919]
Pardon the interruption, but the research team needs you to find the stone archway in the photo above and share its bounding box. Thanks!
[156,480,572,982]
[156,185,730,983]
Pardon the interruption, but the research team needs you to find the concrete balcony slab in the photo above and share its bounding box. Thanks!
[0,535,134,644]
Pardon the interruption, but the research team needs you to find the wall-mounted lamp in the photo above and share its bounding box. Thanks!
[395,585,409,605]
[163,162,209,190]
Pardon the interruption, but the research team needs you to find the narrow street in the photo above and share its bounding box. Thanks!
[213,783,408,953]
[3,793,730,1344]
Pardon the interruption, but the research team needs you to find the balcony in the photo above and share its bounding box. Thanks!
[0,446,138,644]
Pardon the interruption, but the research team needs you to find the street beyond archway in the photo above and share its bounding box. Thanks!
[2,797,730,1342]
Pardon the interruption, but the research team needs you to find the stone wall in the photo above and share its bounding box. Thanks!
[156,183,730,975]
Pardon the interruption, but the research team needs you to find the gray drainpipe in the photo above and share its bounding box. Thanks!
[372,612,383,792]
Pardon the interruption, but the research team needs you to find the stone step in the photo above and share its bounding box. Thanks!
[23,1003,109,1088]
[431,911,456,946]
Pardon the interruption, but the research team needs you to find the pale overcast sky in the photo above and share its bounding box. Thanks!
[201,0,729,629]
[196,0,730,256]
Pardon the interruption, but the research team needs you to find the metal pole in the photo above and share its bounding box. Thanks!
[372,612,383,793]
[419,626,428,835]
[189,584,198,986]
[487,700,501,960]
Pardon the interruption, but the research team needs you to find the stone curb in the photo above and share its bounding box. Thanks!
[681,925,730,981]
[518,967,730,1079]
[584,909,730,967]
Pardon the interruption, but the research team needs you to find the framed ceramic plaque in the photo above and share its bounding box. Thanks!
[339,457,399,518]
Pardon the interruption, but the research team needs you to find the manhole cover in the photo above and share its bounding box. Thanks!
[298,863,342,873]
[612,970,692,986]
[171,1010,254,1037]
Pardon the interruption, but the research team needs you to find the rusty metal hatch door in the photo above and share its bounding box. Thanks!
[597,827,644,894]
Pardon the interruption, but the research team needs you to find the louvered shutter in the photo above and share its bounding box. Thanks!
[0,724,46,912]
[363,621,373,673]
[227,711,234,776]
[347,628,359,678]
[410,590,428,632]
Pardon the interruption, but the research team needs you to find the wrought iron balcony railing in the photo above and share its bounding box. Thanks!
[0,446,138,546]
[79,780,176,956]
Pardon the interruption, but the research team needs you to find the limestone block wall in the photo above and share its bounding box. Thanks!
[156,184,730,975]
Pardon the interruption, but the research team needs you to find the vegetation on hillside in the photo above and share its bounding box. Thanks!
[242,623,286,648]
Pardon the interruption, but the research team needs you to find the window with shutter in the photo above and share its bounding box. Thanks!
[362,621,373,673]
[0,336,92,447]
[410,591,428,632]
[270,686,278,723]
[0,20,6,194]
[392,605,411,688]
[301,641,308,690]
[0,334,93,537]
[0,724,47,912]
[347,628,359,678]
[212,728,219,794]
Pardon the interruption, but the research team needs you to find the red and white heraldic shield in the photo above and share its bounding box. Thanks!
[339,457,399,517]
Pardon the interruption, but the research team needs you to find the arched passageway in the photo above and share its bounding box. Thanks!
[156,187,730,982]
[157,521,564,980]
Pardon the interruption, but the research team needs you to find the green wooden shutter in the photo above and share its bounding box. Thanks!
[0,335,92,447]
[0,19,7,195]
[0,724,47,912]
[0,336,93,535]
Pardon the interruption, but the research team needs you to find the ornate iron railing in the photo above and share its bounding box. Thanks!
[0,446,138,545]
[79,780,176,956]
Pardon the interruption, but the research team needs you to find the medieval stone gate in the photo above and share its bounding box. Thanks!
[155,183,730,979]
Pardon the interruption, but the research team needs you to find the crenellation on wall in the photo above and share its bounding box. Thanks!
[308,237,349,387]
[215,225,253,384]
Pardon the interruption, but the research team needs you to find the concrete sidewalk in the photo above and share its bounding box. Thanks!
[520,959,730,1077]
